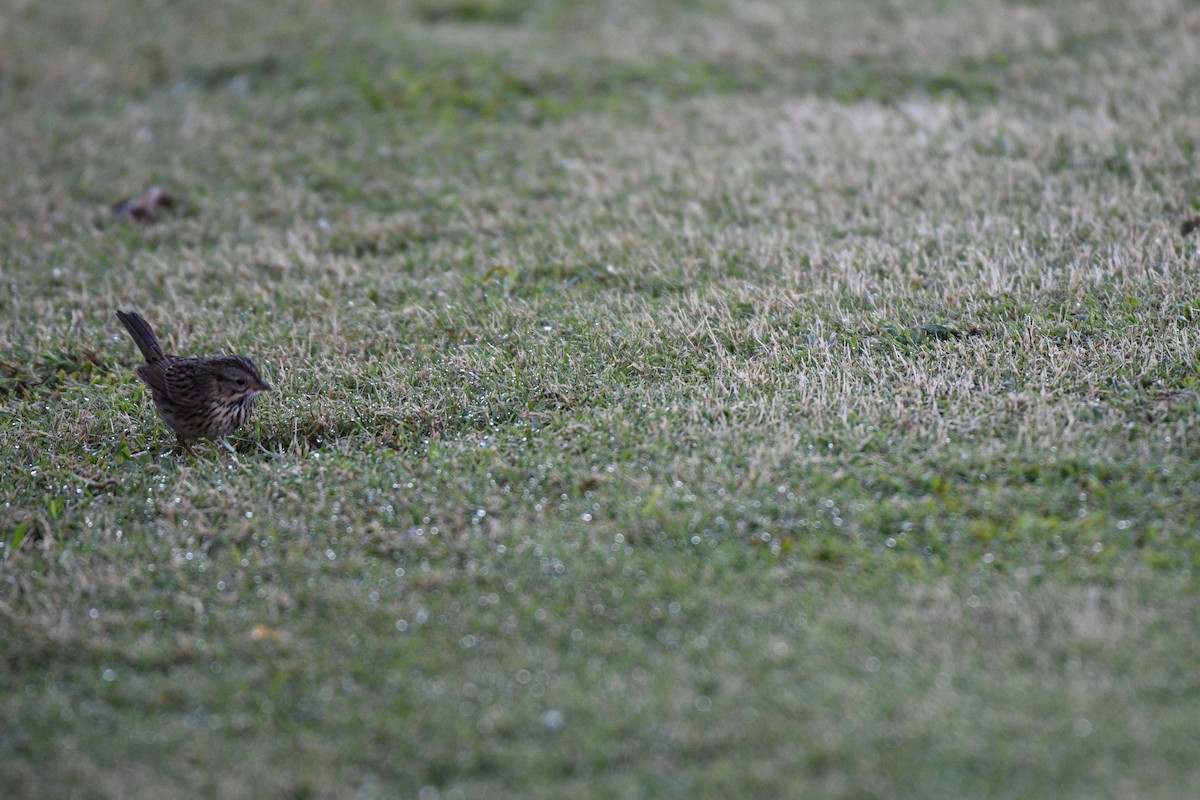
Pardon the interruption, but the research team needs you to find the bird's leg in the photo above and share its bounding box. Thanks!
[177,435,199,459]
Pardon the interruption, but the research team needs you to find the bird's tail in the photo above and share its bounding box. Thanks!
[116,310,166,363]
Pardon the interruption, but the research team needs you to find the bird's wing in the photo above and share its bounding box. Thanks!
[135,360,170,396]
[163,359,213,403]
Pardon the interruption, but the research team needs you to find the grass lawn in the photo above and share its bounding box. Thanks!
[2,1,1200,797]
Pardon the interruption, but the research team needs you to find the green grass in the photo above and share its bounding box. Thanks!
[3,1,1200,797]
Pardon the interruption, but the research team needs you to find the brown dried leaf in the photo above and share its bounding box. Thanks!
[113,186,176,221]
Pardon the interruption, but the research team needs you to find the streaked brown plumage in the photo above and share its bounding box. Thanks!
[116,310,273,456]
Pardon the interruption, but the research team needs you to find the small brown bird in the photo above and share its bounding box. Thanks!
[116,310,273,457]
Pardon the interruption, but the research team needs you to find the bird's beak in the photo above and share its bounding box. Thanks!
[254,380,275,393]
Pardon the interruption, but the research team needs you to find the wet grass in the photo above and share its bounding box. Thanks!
[3,1,1200,798]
